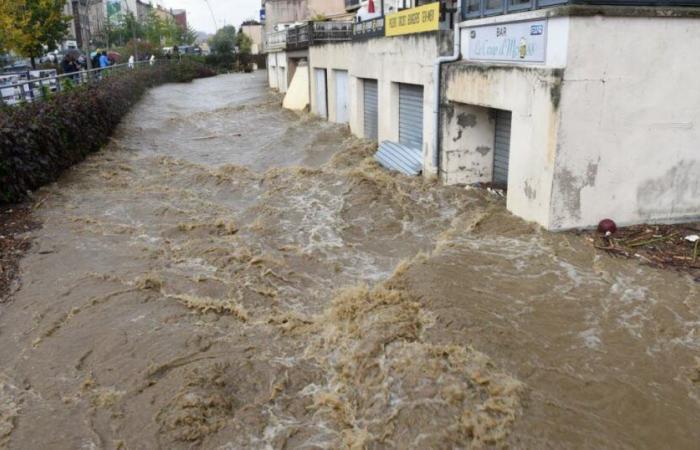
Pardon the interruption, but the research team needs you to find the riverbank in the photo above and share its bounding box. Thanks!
[0,205,37,303]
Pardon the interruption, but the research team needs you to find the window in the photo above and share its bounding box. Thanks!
[508,0,531,11]
[484,0,504,15]
[463,0,481,16]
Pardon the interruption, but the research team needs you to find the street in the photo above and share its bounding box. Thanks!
[1,72,698,448]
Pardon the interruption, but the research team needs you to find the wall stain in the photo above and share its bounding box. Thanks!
[553,159,600,222]
[458,113,477,128]
[524,180,537,200]
[476,146,491,156]
[637,159,700,217]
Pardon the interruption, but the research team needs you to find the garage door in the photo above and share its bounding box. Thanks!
[334,70,349,124]
[399,83,424,151]
[493,109,512,187]
[315,68,328,119]
[363,79,378,140]
[277,67,286,93]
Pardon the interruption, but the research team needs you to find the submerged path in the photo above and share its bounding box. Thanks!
[0,72,698,449]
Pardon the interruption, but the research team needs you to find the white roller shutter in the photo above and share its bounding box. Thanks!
[334,70,349,124]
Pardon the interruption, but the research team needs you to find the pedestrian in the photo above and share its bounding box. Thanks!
[99,51,109,69]
[61,55,73,75]
[128,55,135,69]
[149,54,155,66]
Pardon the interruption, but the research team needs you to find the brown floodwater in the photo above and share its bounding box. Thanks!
[0,72,698,449]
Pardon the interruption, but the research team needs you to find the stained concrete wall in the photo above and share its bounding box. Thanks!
[441,103,495,185]
[445,9,700,230]
[263,0,309,34]
[442,64,564,227]
[309,32,452,175]
[552,15,700,229]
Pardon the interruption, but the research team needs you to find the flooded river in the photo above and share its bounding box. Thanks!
[1,72,698,449]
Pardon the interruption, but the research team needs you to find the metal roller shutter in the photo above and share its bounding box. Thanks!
[399,84,424,151]
[493,109,512,187]
[363,79,378,140]
[315,68,328,119]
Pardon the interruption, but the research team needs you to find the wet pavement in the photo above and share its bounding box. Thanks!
[0,72,698,449]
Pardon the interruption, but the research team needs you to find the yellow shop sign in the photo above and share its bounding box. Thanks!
[385,2,440,37]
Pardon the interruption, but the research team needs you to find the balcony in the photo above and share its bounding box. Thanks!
[265,21,354,52]
[312,21,354,42]
[264,29,287,52]
[345,0,361,11]
[462,0,700,19]
[286,24,311,50]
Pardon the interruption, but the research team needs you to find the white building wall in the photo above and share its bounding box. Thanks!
[443,65,563,227]
[310,33,450,175]
[266,51,289,92]
[445,10,699,230]
[552,15,700,229]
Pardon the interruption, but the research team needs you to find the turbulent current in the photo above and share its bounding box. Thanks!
[1,72,698,449]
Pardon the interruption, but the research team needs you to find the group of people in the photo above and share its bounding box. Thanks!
[91,51,114,70]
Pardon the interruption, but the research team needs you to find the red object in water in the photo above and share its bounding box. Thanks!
[368,0,376,13]
[597,219,617,235]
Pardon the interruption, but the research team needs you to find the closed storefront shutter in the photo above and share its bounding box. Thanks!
[399,83,424,151]
[363,79,378,140]
[315,68,328,119]
[493,109,512,187]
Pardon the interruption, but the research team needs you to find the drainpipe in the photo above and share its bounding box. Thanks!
[432,3,461,176]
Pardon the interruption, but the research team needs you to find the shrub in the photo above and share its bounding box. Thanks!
[0,61,216,203]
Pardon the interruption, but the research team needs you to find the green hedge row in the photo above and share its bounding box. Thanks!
[0,61,216,203]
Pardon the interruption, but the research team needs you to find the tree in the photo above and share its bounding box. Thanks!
[0,0,70,67]
[181,25,198,46]
[235,32,252,56]
[209,25,236,55]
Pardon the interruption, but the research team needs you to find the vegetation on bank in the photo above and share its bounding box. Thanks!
[0,62,216,204]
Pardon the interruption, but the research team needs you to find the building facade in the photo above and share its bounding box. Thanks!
[440,1,700,229]
[265,0,700,230]
[241,22,264,55]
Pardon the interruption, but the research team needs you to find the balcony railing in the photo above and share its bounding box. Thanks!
[264,29,288,52]
[287,24,311,49]
[312,21,354,42]
[462,0,700,19]
[265,21,354,52]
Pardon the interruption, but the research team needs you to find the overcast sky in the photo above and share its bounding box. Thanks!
[159,0,261,34]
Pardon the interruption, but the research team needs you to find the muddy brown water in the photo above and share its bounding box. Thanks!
[1,72,698,449]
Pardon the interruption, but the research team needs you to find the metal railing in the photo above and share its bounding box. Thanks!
[313,21,354,42]
[0,60,157,106]
[287,24,312,49]
[264,29,289,52]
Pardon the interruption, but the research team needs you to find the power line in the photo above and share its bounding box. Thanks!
[201,0,218,30]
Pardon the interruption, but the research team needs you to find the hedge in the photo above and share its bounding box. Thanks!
[0,61,216,204]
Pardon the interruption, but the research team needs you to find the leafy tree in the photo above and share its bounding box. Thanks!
[181,25,198,46]
[0,0,70,67]
[209,25,236,55]
[235,32,252,56]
